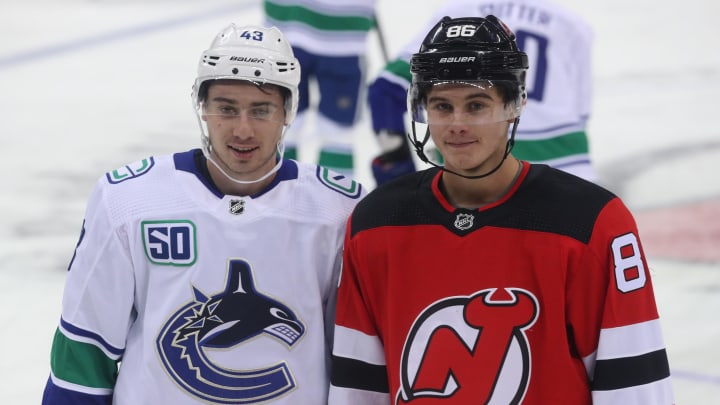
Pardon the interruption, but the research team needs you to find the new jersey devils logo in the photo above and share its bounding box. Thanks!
[156,259,305,403]
[396,288,539,404]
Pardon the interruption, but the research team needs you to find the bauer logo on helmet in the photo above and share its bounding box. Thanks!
[229,56,266,64]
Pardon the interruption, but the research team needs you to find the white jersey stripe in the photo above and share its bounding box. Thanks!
[333,325,386,365]
[58,324,123,360]
[597,319,666,360]
[591,376,674,405]
[328,385,390,405]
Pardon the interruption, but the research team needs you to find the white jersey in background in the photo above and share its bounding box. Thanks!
[264,0,376,56]
[372,0,595,181]
[44,149,364,404]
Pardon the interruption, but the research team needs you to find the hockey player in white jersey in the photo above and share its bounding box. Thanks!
[369,0,595,185]
[42,23,365,404]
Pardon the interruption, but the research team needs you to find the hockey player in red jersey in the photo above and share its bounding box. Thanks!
[329,15,675,404]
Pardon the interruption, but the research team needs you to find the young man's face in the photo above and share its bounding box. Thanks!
[425,82,515,176]
[202,80,286,181]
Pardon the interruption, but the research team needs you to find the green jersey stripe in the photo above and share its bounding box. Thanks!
[265,2,374,32]
[513,131,589,161]
[50,328,118,389]
[385,59,412,82]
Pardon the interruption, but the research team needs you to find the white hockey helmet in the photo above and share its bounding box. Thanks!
[192,24,300,125]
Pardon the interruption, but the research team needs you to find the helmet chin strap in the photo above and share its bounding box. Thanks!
[410,117,519,180]
[202,125,289,186]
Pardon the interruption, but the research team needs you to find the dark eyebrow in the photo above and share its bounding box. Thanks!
[427,92,494,104]
[210,96,237,105]
[209,97,276,108]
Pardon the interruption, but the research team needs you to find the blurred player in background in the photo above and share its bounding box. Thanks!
[369,0,595,186]
[42,23,363,404]
[330,15,673,404]
[264,0,377,177]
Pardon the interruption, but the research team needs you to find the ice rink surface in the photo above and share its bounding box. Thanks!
[1,0,718,403]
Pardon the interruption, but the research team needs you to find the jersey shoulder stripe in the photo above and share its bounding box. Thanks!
[350,165,616,244]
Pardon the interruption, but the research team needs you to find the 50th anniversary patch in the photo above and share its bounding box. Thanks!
[142,220,197,266]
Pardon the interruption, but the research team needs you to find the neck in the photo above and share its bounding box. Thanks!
[441,157,523,209]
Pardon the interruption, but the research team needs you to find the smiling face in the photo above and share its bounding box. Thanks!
[426,83,516,177]
[201,80,287,191]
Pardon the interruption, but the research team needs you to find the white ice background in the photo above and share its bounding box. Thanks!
[1,0,718,403]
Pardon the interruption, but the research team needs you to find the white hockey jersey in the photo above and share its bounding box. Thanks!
[43,149,365,404]
[264,0,377,56]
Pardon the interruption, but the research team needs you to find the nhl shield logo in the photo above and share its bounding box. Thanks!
[229,199,245,215]
[454,213,474,231]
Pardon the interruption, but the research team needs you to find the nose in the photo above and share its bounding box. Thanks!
[446,113,470,134]
[230,112,254,138]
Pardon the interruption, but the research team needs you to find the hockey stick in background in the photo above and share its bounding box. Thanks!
[373,12,390,63]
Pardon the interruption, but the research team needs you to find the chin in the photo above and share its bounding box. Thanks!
[447,158,485,172]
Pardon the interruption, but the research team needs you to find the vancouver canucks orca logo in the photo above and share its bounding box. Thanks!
[156,259,305,403]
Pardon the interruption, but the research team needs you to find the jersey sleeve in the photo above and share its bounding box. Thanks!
[567,197,674,404]
[42,181,136,405]
[322,243,344,373]
[367,62,411,134]
[329,218,391,404]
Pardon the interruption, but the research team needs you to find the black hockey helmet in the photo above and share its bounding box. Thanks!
[409,15,528,111]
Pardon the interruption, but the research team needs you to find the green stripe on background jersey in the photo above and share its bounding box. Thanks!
[265,2,374,32]
[512,131,589,162]
[385,59,412,82]
[50,328,118,389]
[319,149,354,173]
[283,146,298,161]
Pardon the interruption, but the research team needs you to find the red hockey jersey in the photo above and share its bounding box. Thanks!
[330,163,674,404]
